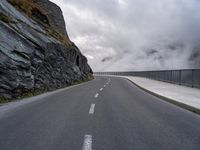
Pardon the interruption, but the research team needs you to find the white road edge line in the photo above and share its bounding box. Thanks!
[82,135,92,150]
[94,93,99,98]
[89,104,95,114]
[100,88,103,91]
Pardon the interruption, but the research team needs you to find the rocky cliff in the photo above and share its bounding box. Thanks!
[33,0,69,38]
[0,0,93,101]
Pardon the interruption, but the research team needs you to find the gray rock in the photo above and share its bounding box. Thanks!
[0,0,93,100]
[33,0,69,38]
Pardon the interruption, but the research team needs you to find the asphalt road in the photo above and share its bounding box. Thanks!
[0,76,200,150]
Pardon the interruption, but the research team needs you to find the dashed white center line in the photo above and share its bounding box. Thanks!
[89,104,95,114]
[94,93,99,98]
[104,85,106,87]
[82,135,92,150]
[100,88,103,91]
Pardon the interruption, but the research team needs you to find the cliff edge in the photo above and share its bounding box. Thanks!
[0,0,93,101]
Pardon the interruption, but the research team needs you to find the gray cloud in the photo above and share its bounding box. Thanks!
[51,0,200,71]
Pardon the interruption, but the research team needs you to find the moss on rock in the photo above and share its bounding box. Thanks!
[0,12,13,23]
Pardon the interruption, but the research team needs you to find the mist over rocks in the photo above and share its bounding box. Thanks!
[52,0,200,71]
[0,0,93,100]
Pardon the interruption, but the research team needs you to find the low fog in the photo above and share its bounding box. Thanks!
[51,0,200,71]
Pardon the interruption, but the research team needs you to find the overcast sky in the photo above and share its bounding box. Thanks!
[51,0,200,71]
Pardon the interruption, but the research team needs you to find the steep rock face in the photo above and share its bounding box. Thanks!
[33,0,69,38]
[0,0,93,100]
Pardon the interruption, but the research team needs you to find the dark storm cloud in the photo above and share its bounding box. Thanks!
[51,0,200,71]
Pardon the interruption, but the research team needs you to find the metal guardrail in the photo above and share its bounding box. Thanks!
[94,69,200,89]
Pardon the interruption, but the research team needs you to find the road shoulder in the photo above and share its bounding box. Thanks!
[125,77,200,115]
[97,75,200,115]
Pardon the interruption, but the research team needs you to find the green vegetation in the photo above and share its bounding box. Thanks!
[0,77,94,104]
[16,90,42,100]
[0,12,13,23]
[8,0,49,25]
[0,97,9,104]
[8,0,71,47]
[86,73,95,81]
[47,27,72,47]
[0,90,42,104]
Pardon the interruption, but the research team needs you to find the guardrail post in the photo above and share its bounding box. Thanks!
[170,70,172,83]
[179,70,182,85]
[192,69,194,88]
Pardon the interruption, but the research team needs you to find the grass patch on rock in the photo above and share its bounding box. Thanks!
[47,27,72,46]
[0,97,9,104]
[8,0,49,25]
[8,0,71,47]
[0,12,14,24]
[0,77,94,104]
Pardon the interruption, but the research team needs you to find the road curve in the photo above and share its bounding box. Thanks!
[0,76,200,150]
